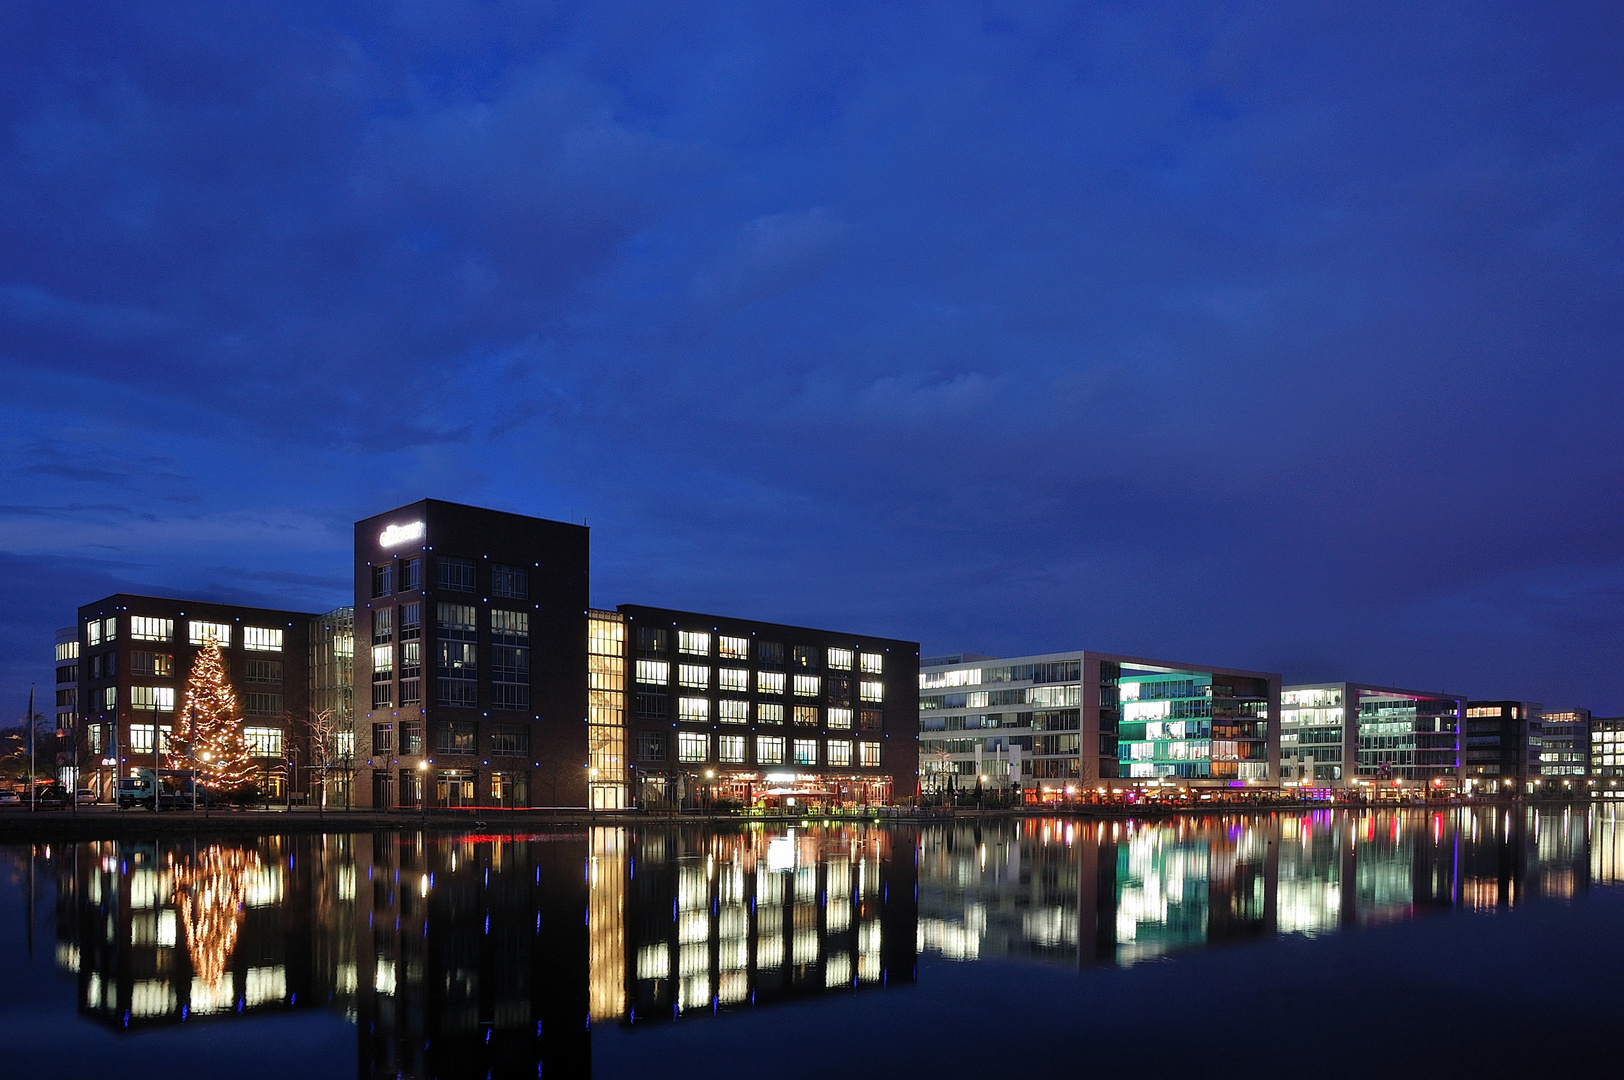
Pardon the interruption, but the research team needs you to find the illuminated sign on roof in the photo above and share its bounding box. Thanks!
[379,521,425,547]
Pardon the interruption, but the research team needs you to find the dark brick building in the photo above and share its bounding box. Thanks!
[75,594,315,800]
[354,499,589,809]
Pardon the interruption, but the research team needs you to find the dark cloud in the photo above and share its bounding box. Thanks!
[2,1,1623,711]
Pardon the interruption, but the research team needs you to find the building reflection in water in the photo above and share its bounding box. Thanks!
[41,822,916,1077]
[33,807,1624,1076]
[604,824,917,1026]
[918,805,1624,968]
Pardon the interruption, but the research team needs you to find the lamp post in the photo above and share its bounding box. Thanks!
[419,759,429,825]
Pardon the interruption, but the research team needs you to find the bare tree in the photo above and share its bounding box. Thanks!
[297,707,354,815]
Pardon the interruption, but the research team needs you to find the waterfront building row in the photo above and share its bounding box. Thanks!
[55,499,918,809]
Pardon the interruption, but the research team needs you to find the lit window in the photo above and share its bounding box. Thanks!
[719,735,746,763]
[828,740,852,767]
[678,664,710,690]
[678,732,709,762]
[860,742,880,768]
[132,653,174,678]
[794,706,819,727]
[244,726,283,757]
[103,618,117,642]
[491,609,529,642]
[718,636,749,660]
[720,700,749,724]
[130,686,175,712]
[679,697,710,722]
[827,707,853,730]
[101,687,115,711]
[372,609,393,645]
[859,709,883,731]
[56,641,79,661]
[793,739,818,766]
[189,621,232,648]
[129,725,156,753]
[860,653,883,675]
[130,617,173,642]
[860,680,884,703]
[678,631,711,656]
[637,660,669,684]
[86,620,102,647]
[718,668,748,693]
[756,736,785,765]
[827,647,853,671]
[372,644,393,678]
[794,674,820,698]
[757,703,784,725]
[758,671,785,696]
[437,603,477,639]
[244,627,283,653]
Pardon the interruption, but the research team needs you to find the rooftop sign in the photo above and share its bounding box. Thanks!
[379,521,425,547]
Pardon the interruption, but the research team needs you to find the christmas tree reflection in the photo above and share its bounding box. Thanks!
[172,846,264,1003]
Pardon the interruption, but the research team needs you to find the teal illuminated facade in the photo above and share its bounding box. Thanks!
[1117,669,1273,783]
[919,651,1280,791]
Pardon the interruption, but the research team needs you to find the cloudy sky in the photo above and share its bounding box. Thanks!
[3,1,1622,713]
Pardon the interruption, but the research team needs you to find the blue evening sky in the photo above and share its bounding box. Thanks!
[2,2,1622,711]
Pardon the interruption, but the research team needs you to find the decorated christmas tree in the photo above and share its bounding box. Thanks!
[181,638,256,791]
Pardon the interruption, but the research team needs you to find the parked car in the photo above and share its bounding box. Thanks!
[0,790,19,805]
[75,788,97,806]
[35,786,72,809]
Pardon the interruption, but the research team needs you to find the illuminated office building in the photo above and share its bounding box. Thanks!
[73,595,316,801]
[616,606,919,808]
[919,651,1280,792]
[53,627,79,785]
[1591,717,1624,797]
[354,499,590,809]
[1538,709,1590,790]
[1279,683,1464,790]
[1463,700,1544,792]
[308,607,356,807]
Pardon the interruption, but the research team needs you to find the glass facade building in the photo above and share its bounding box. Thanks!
[1591,717,1624,797]
[1280,683,1465,791]
[919,651,1280,792]
[1538,709,1590,790]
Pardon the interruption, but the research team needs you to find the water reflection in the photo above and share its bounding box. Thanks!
[918,805,1620,968]
[14,806,1624,1077]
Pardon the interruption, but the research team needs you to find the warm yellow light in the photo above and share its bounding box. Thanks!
[418,760,428,771]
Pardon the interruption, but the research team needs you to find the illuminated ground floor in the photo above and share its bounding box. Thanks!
[634,769,894,811]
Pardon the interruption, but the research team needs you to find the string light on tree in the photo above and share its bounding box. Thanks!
[181,638,256,792]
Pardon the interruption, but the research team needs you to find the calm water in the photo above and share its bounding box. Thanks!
[5,806,1624,1078]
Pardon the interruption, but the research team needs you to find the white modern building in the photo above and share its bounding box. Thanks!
[1279,683,1464,791]
[919,650,1281,795]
